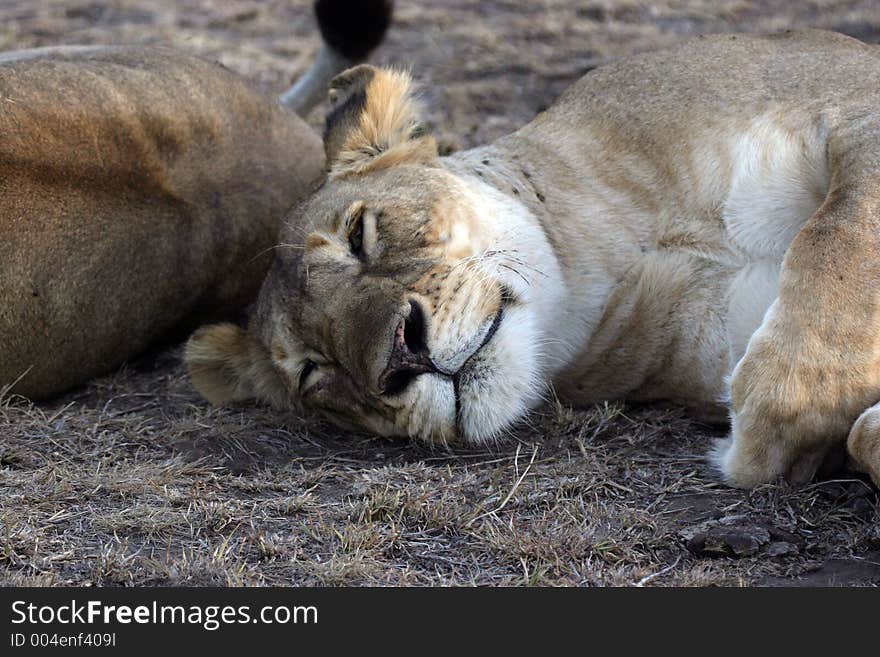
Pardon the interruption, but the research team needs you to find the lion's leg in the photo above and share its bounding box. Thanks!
[715,127,880,487]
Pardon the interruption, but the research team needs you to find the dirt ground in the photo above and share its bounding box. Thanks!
[3,0,880,587]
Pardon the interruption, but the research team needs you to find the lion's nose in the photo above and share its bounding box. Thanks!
[378,299,437,396]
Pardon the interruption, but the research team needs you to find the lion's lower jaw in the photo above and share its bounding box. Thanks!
[438,309,548,445]
[402,374,458,445]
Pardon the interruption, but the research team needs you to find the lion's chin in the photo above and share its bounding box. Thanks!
[396,373,457,445]
[402,307,545,446]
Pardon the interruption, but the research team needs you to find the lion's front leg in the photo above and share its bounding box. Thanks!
[847,402,880,487]
[715,176,880,488]
[716,300,876,487]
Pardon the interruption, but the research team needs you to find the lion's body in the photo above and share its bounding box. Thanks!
[187,30,880,489]
[1,46,323,399]
[472,29,876,414]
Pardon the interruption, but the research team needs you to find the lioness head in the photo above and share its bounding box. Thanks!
[186,65,567,444]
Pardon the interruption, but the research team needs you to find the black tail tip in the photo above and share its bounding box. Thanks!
[314,0,394,62]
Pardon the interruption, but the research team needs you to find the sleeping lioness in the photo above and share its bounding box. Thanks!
[187,29,880,489]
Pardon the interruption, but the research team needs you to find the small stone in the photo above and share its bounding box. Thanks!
[714,527,770,556]
[682,521,770,558]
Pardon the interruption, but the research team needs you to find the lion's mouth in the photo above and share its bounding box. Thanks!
[468,307,505,365]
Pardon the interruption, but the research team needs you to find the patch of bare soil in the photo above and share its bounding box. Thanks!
[2,0,880,586]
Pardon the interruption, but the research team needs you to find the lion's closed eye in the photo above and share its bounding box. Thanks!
[299,359,319,392]
[342,200,380,261]
[347,210,365,257]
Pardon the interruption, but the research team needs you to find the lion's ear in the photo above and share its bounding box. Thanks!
[184,323,286,408]
[323,64,437,176]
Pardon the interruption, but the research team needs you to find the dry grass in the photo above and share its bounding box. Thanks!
[2,0,880,587]
[3,350,878,586]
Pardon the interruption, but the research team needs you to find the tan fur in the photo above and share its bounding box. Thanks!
[187,30,880,489]
[848,403,880,486]
[0,46,324,399]
[328,67,437,176]
[185,323,284,408]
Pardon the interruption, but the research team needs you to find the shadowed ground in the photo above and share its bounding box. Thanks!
[2,0,879,586]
